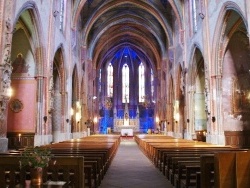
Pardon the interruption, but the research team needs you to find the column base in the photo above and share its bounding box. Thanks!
[0,138,8,152]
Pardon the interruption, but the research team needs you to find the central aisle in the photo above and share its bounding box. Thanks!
[99,137,173,188]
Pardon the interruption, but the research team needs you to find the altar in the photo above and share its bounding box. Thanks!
[121,128,133,136]
[113,104,140,134]
[113,120,139,133]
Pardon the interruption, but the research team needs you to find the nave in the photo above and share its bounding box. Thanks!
[1,134,250,188]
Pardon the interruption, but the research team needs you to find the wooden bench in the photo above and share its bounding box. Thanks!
[170,157,200,184]
[200,154,215,188]
[51,151,105,187]
[236,151,250,188]
[46,136,120,187]
[178,161,200,188]
[214,152,236,188]
[0,155,85,188]
[135,134,250,188]
[49,135,120,187]
[1,134,120,188]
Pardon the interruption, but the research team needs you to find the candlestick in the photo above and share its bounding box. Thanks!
[18,134,21,142]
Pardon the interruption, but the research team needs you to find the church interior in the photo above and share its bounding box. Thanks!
[1,0,250,187]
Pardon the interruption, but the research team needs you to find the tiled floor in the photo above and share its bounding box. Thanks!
[99,137,174,188]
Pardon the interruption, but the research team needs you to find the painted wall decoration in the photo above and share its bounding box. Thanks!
[232,76,250,113]
[12,53,30,74]
[10,99,23,113]
[7,80,36,132]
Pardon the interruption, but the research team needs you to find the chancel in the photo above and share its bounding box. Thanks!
[113,98,140,136]
[1,0,250,187]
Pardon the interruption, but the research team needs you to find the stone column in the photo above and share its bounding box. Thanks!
[0,0,14,151]
[0,60,12,152]
[0,96,10,152]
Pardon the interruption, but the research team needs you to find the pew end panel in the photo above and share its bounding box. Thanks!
[236,151,250,188]
[214,152,236,188]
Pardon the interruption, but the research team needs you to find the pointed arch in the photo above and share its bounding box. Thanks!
[7,4,47,147]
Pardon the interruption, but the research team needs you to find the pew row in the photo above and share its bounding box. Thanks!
[43,135,120,187]
[0,155,85,187]
[0,134,121,188]
[135,134,250,188]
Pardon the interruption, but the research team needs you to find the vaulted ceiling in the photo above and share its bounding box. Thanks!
[75,0,183,70]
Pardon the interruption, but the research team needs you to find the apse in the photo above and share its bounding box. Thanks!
[98,47,154,134]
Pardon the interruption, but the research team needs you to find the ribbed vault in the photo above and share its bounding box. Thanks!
[75,0,182,70]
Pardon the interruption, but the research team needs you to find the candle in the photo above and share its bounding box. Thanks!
[18,134,21,142]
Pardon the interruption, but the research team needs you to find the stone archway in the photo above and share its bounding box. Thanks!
[50,48,66,143]
[213,8,250,147]
[7,9,41,148]
[167,76,174,136]
[222,30,250,147]
[71,65,81,138]
[189,48,207,141]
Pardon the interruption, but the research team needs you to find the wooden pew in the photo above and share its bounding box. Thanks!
[162,151,211,176]
[178,161,200,188]
[51,151,105,187]
[214,151,250,188]
[170,157,200,186]
[47,135,120,187]
[214,152,236,188]
[135,134,250,188]
[200,154,215,188]
[0,155,85,188]
[1,134,120,188]
[236,151,250,188]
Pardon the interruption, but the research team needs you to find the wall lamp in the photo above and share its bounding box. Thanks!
[199,13,205,19]
[187,119,190,123]
[212,116,216,123]
[53,10,59,17]
[43,116,47,123]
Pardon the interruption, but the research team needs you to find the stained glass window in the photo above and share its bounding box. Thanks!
[59,0,65,31]
[151,69,154,99]
[99,69,102,93]
[139,63,145,102]
[192,0,198,32]
[107,63,113,97]
[122,64,129,103]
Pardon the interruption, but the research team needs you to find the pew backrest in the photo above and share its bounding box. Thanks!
[0,155,85,188]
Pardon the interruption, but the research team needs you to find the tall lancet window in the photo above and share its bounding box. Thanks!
[139,63,145,102]
[59,0,65,31]
[192,0,198,33]
[107,63,113,97]
[98,69,102,93]
[122,64,129,103]
[151,69,154,100]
